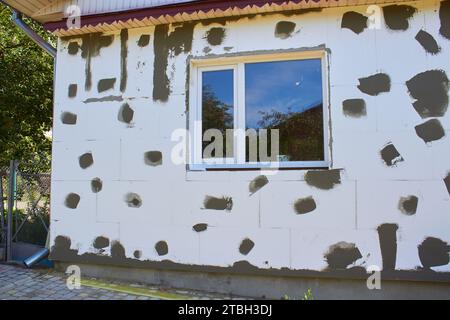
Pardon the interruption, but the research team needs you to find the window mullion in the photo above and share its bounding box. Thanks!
[236,62,246,164]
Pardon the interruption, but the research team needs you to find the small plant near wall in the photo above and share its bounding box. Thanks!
[282,289,314,300]
[303,289,314,300]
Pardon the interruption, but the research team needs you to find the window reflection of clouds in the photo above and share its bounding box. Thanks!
[245,59,322,129]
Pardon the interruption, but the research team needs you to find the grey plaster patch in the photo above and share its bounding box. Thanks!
[415,30,441,55]
[203,196,233,211]
[415,119,446,143]
[93,236,110,249]
[98,78,116,93]
[68,84,77,98]
[205,27,226,45]
[377,224,398,271]
[111,241,126,260]
[84,96,124,103]
[440,0,450,39]
[50,235,450,284]
[293,196,317,215]
[383,5,417,31]
[125,193,142,208]
[134,250,142,259]
[358,73,391,96]
[418,237,450,270]
[249,175,269,195]
[144,151,163,167]
[65,193,80,209]
[67,42,79,55]
[324,242,362,270]
[118,103,134,124]
[275,21,296,39]
[193,224,208,233]
[380,143,404,167]
[120,29,128,93]
[304,170,341,190]
[155,241,168,256]
[153,23,196,102]
[399,196,419,215]
[341,11,368,34]
[239,239,255,255]
[79,153,94,169]
[406,70,449,118]
[137,34,151,47]
[342,99,367,118]
[444,172,450,196]
[61,33,114,91]
[61,112,77,125]
[91,178,103,193]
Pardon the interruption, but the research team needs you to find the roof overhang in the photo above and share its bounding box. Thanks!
[4,0,420,37]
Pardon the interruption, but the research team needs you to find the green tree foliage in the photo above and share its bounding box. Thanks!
[257,105,325,161]
[201,85,233,158]
[0,4,55,171]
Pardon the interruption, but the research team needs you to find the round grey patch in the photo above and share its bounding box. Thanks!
[91,178,103,193]
[61,112,77,125]
[293,196,317,215]
[155,241,168,256]
[79,153,94,169]
[65,193,80,209]
[125,193,142,208]
[275,21,296,39]
[399,195,419,215]
[68,42,79,55]
[239,238,255,255]
[205,27,226,46]
[134,250,142,259]
[144,151,163,167]
[93,236,110,249]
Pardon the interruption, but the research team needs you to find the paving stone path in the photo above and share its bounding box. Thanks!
[0,264,246,300]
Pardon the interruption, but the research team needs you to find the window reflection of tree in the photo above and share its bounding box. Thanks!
[202,85,233,158]
[255,104,324,162]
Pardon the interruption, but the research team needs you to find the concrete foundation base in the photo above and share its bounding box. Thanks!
[55,262,450,300]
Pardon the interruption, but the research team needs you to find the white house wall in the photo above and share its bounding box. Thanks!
[50,0,450,281]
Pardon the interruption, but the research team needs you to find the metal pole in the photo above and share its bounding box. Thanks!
[6,160,16,262]
[0,175,4,236]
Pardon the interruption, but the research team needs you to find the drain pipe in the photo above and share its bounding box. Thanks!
[11,10,56,58]
[0,1,56,58]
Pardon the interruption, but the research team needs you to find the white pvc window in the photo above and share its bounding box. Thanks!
[189,50,330,170]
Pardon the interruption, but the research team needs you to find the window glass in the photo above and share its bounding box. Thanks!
[245,59,324,162]
[202,69,234,159]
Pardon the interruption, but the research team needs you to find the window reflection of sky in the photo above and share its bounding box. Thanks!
[202,69,234,107]
[245,59,322,129]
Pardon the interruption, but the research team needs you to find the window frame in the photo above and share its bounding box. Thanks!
[189,50,330,171]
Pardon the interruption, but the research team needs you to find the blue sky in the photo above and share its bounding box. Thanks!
[202,69,234,107]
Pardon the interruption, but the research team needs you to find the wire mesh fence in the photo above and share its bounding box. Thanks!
[1,159,51,261]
